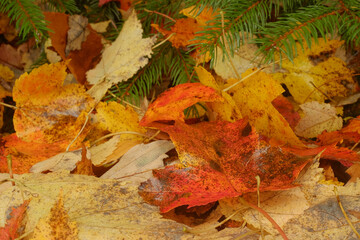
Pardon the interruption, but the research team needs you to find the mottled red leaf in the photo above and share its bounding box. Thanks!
[139,120,311,212]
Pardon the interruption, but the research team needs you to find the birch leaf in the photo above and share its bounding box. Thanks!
[86,10,156,101]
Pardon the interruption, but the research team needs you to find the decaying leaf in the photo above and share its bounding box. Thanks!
[65,15,89,56]
[151,18,202,49]
[219,161,360,238]
[0,172,186,239]
[273,38,354,103]
[30,149,84,173]
[139,119,312,212]
[295,101,343,138]
[90,101,146,166]
[213,37,262,80]
[45,12,103,84]
[86,10,156,101]
[31,191,79,240]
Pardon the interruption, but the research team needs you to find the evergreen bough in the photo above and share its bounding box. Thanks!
[1,0,359,104]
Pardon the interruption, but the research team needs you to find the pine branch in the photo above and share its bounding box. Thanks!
[0,0,49,42]
[255,3,341,63]
[42,0,80,14]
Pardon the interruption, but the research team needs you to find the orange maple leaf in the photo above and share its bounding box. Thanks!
[151,18,203,49]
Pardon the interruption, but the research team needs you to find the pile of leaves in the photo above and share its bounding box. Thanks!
[0,2,360,240]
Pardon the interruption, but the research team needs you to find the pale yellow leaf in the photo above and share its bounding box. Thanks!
[86,10,156,101]
[0,172,186,239]
[101,140,174,183]
[295,101,343,138]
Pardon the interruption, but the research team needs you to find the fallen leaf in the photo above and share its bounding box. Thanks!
[180,6,218,26]
[140,83,223,126]
[295,101,343,138]
[0,172,186,239]
[346,163,360,183]
[151,18,202,49]
[273,38,354,103]
[139,119,311,212]
[0,200,29,240]
[226,68,304,147]
[30,149,84,173]
[65,15,90,56]
[101,140,174,183]
[86,10,156,101]
[73,146,94,176]
[195,66,242,121]
[12,61,94,147]
[31,191,79,240]
[272,95,301,129]
[219,161,360,238]
[214,37,262,80]
[45,12,103,84]
[90,101,145,166]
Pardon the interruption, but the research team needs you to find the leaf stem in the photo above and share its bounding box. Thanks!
[238,197,289,240]
[334,187,360,238]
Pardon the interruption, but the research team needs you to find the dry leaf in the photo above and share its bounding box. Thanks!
[30,149,85,173]
[86,10,156,101]
[295,101,343,138]
[195,66,242,121]
[90,101,146,166]
[101,140,174,183]
[31,191,79,240]
[65,15,90,56]
[73,146,94,176]
[0,172,186,239]
[273,38,354,103]
[214,38,262,80]
[226,68,304,147]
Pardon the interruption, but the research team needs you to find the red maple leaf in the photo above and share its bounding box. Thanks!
[139,120,312,212]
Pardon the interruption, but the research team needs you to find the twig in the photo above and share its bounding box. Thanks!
[238,197,289,240]
[6,155,14,186]
[255,176,264,239]
[66,107,94,152]
[0,102,18,110]
[334,187,360,238]
[143,9,176,22]
[222,67,265,92]
[152,33,176,49]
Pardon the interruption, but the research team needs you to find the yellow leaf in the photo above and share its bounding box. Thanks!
[226,68,304,147]
[273,38,354,103]
[86,11,156,101]
[91,101,146,166]
[195,66,242,121]
[12,61,95,149]
[31,191,78,240]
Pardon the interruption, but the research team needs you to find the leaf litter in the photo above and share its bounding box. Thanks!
[0,8,360,240]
